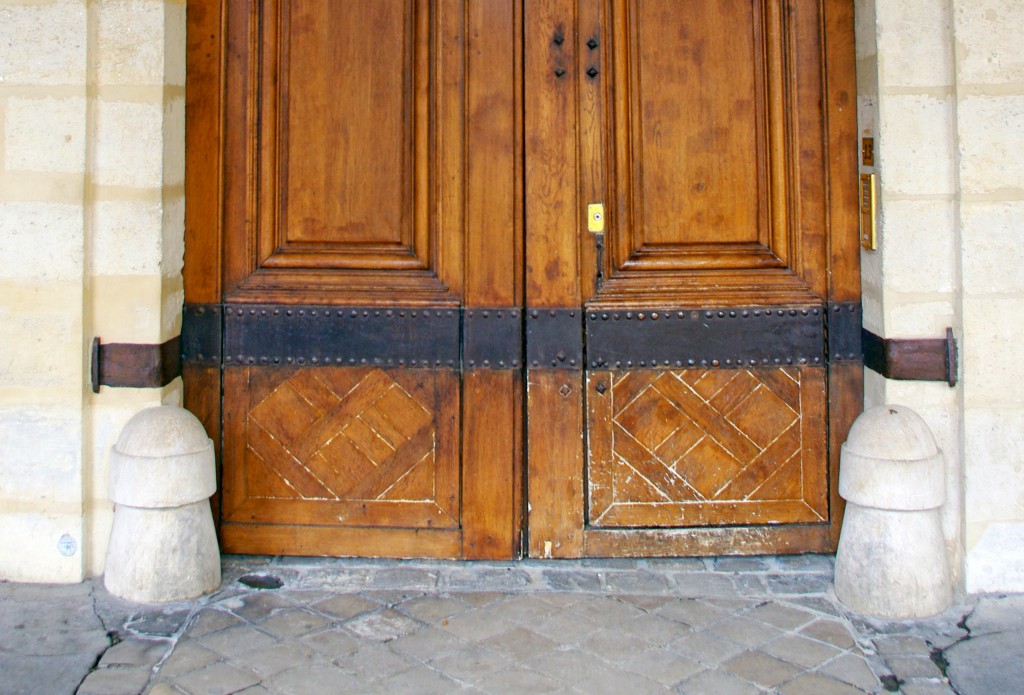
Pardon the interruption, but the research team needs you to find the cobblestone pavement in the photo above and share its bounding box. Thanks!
[6,555,1006,695]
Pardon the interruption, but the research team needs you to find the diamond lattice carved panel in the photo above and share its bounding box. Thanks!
[222,367,459,530]
[587,367,827,528]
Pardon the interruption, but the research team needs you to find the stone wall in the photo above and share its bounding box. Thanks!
[953,1,1024,592]
[855,0,965,587]
[0,0,184,582]
[858,0,1024,592]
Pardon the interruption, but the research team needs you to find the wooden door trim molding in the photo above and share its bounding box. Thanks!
[220,524,463,559]
[184,0,227,530]
[823,0,863,549]
[220,0,466,306]
[584,525,836,557]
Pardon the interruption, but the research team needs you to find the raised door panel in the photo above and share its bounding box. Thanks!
[587,367,827,528]
[222,367,460,530]
[280,4,413,251]
[223,0,463,304]
[597,0,826,304]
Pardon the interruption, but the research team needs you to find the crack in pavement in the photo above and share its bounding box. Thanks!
[924,604,975,694]
[73,583,115,693]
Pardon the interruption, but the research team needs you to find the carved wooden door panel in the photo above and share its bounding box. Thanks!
[184,1,523,559]
[524,0,862,557]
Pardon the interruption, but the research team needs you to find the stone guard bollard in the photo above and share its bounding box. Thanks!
[104,406,221,603]
[834,405,952,618]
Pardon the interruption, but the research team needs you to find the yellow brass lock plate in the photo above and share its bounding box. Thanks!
[861,137,875,167]
[860,173,877,250]
[587,203,605,233]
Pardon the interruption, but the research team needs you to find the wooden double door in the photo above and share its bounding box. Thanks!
[183,0,861,560]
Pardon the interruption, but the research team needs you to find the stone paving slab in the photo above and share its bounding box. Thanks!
[0,581,110,695]
[942,594,1024,695]
[2,556,1019,694]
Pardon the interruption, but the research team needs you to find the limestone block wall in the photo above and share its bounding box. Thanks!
[858,0,1024,592]
[953,1,1024,593]
[0,0,184,582]
[855,0,964,587]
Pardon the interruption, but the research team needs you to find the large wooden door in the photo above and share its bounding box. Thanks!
[185,0,523,559]
[184,0,859,560]
[525,0,861,557]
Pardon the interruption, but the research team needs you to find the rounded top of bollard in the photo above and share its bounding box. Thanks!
[115,405,212,458]
[844,404,939,460]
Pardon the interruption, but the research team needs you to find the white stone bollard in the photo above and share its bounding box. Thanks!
[834,405,952,618]
[104,406,221,602]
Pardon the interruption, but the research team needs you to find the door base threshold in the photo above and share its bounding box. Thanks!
[219,554,836,597]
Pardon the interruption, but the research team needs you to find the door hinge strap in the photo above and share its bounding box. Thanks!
[826,302,863,364]
[586,307,826,370]
[464,309,523,369]
[185,303,528,371]
[181,302,884,375]
[91,336,182,392]
[221,305,460,368]
[526,309,583,370]
[182,303,222,366]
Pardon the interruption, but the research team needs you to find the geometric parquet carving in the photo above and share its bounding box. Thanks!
[248,368,434,500]
[587,367,828,528]
[223,367,459,530]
